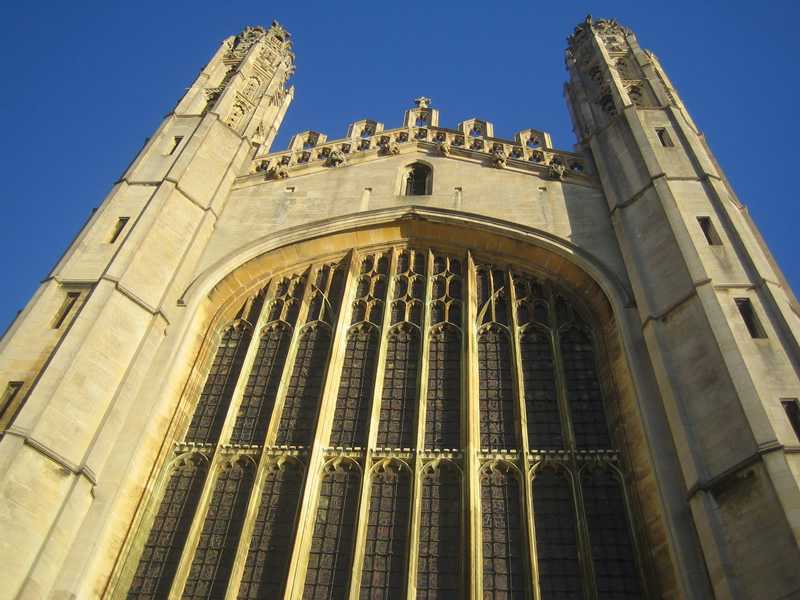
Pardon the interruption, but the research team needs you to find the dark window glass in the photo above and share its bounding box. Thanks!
[478,328,516,450]
[303,464,361,600]
[360,464,411,598]
[377,327,419,448]
[128,456,207,599]
[186,325,251,444]
[425,326,460,449]
[583,470,642,598]
[238,462,303,599]
[520,329,562,449]
[533,470,583,598]
[276,326,331,446]
[404,164,431,196]
[184,460,255,600]
[330,328,379,447]
[481,467,526,599]
[781,398,800,441]
[697,216,722,246]
[560,328,611,449]
[417,463,461,599]
[231,325,291,445]
[735,298,767,339]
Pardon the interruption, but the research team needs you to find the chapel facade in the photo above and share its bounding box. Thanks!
[1,16,800,600]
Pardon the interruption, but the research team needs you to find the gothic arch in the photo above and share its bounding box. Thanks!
[111,208,683,598]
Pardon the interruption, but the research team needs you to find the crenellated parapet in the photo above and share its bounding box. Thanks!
[245,98,594,183]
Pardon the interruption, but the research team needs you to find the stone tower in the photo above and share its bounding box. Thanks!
[0,16,799,600]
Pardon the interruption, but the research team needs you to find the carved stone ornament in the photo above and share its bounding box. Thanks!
[492,147,508,169]
[269,165,290,180]
[326,148,346,167]
[438,142,451,156]
[381,140,400,156]
[547,162,567,181]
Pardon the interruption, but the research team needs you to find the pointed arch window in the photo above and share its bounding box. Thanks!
[238,461,304,599]
[532,468,583,597]
[275,325,331,446]
[186,323,252,444]
[417,462,462,599]
[478,327,516,450]
[520,328,562,449]
[128,455,208,599]
[304,461,361,599]
[582,468,642,598]
[377,325,419,448]
[360,462,412,597]
[231,324,291,445]
[330,326,379,447]
[403,163,432,196]
[481,465,527,599]
[425,325,461,449]
[184,459,256,599]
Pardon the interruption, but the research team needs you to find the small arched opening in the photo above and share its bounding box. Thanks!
[402,162,432,196]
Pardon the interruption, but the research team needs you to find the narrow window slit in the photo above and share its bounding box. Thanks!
[655,127,674,147]
[735,298,767,339]
[781,398,800,441]
[109,217,130,243]
[168,136,184,155]
[52,292,80,329]
[697,216,722,245]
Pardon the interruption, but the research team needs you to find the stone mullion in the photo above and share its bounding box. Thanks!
[284,250,360,600]
[223,271,317,600]
[548,286,596,599]
[507,271,539,600]
[464,250,483,600]
[405,248,435,599]
[347,247,398,600]
[168,285,274,599]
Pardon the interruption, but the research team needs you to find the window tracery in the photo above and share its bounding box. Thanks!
[417,461,461,599]
[360,460,412,598]
[304,460,361,600]
[184,458,255,599]
[238,459,303,599]
[481,463,527,599]
[127,454,208,599]
[124,246,645,599]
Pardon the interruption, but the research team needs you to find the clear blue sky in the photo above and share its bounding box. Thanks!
[1,1,798,332]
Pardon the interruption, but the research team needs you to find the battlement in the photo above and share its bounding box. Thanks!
[245,98,594,183]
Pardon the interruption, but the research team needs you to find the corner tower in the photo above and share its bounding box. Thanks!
[566,16,800,598]
[0,22,293,599]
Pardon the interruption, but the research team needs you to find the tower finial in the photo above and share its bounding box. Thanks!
[415,96,431,108]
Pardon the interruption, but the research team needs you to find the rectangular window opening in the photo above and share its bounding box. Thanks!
[656,127,674,147]
[697,216,722,245]
[781,399,800,441]
[168,136,184,155]
[109,217,130,244]
[0,381,23,428]
[734,297,767,339]
[52,292,80,329]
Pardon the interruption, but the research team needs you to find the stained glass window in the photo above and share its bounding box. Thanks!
[425,326,460,449]
[330,328,379,447]
[582,469,641,598]
[231,324,291,445]
[481,466,527,599]
[417,462,461,599]
[304,463,361,600]
[128,456,207,599]
[276,326,331,446]
[561,328,611,449]
[184,460,256,599]
[238,461,303,599]
[520,329,562,450]
[533,469,582,598]
[478,327,516,450]
[377,327,419,448]
[186,325,251,444]
[360,463,411,598]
